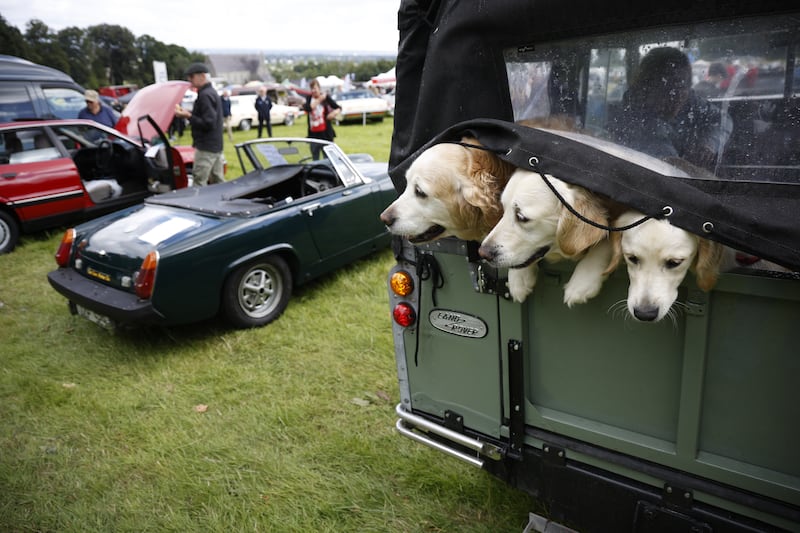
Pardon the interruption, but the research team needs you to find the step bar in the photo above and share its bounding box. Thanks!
[394,403,504,468]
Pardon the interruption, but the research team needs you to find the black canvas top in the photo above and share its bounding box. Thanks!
[389,0,800,270]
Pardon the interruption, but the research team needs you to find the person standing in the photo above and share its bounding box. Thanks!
[254,86,273,138]
[174,63,224,186]
[303,79,341,159]
[78,90,118,128]
[221,89,234,142]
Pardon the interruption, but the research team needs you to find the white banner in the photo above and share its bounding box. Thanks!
[153,61,168,83]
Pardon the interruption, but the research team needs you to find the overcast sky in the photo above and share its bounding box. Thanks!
[2,0,400,54]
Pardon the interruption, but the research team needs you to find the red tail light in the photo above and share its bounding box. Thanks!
[134,251,159,299]
[393,302,416,328]
[55,229,76,267]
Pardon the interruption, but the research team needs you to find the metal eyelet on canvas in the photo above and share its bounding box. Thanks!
[702,222,714,233]
[528,156,539,167]
[662,206,673,217]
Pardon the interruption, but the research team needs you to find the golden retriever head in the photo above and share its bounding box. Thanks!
[604,211,723,322]
[478,169,609,268]
[379,137,515,243]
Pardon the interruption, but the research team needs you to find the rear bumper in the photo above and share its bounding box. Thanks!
[396,404,800,532]
[47,268,165,325]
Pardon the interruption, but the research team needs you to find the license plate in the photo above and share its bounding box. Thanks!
[75,304,115,330]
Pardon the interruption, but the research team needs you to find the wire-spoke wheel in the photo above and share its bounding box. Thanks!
[221,256,292,328]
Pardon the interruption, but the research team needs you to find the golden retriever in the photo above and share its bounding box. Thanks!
[379,137,516,243]
[478,169,612,304]
[603,210,724,322]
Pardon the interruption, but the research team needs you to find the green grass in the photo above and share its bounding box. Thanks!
[0,118,537,532]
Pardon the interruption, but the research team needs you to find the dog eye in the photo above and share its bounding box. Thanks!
[414,185,427,199]
[514,207,529,223]
[665,259,684,269]
[625,255,639,265]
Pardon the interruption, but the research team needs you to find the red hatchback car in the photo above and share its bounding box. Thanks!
[0,81,194,253]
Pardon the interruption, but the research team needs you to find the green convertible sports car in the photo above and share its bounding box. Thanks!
[47,138,395,329]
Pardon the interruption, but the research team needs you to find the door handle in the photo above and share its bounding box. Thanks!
[2,173,16,179]
[301,203,321,216]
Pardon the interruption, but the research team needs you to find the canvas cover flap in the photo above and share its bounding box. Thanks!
[389,0,800,270]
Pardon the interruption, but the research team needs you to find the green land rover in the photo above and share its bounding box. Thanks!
[386,1,800,531]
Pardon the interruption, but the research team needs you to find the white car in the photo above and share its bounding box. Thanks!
[228,94,304,131]
[333,90,390,123]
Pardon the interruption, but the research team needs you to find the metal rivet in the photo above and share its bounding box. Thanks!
[544,446,550,453]
[662,206,673,217]
[684,492,691,499]
[666,486,673,494]
[528,156,539,167]
[702,222,714,233]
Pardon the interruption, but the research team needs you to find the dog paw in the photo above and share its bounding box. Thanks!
[508,266,537,303]
[563,277,603,307]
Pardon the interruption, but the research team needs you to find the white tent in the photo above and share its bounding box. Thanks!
[370,66,396,89]
[315,75,344,91]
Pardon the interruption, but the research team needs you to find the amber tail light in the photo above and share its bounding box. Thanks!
[55,229,76,267]
[134,251,159,299]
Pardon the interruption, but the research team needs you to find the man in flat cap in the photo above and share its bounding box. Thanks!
[78,89,118,128]
[174,62,224,186]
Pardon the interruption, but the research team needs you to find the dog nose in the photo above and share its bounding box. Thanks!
[633,306,659,322]
[379,210,395,227]
[477,244,496,261]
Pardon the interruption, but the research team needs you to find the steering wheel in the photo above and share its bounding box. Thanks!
[96,139,113,170]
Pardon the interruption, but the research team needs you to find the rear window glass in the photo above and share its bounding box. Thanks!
[0,84,36,121]
[43,87,85,119]
[504,14,799,184]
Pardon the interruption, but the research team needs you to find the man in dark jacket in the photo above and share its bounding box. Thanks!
[174,62,224,186]
[254,86,273,138]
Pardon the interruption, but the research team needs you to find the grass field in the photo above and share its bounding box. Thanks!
[0,117,538,532]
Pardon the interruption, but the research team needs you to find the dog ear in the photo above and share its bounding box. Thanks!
[693,238,724,291]
[556,187,608,256]
[460,139,514,229]
[603,229,623,275]
[460,182,498,229]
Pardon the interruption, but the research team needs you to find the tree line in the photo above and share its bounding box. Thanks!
[1,16,206,88]
[1,16,395,90]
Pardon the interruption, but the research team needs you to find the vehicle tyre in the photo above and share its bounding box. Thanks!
[221,255,292,328]
[284,114,295,126]
[239,119,252,132]
[0,210,19,254]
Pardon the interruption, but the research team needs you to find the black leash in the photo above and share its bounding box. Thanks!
[533,171,651,232]
[394,239,444,367]
[412,250,443,366]
[453,141,652,232]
